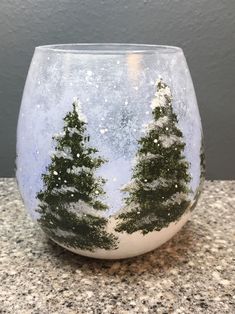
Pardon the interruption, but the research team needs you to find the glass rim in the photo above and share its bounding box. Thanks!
[35,43,183,55]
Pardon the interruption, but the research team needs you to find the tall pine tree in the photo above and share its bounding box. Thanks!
[115,79,192,235]
[37,100,117,251]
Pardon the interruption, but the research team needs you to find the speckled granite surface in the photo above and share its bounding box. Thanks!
[0,179,234,314]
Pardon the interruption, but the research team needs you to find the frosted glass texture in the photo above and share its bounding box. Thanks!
[16,44,204,259]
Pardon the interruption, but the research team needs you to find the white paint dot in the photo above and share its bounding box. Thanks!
[153,139,158,143]
[144,179,148,182]
[100,128,108,134]
[146,111,150,115]
[76,153,80,157]
[87,70,93,76]
[58,177,61,181]
[166,127,169,131]
[117,60,120,65]
[125,100,128,105]
[104,98,108,103]
[71,194,74,197]
[175,184,178,188]
[95,190,99,195]
[64,180,67,183]
[53,171,58,175]
[134,86,139,91]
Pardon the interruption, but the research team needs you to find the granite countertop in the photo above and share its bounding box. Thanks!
[0,179,234,314]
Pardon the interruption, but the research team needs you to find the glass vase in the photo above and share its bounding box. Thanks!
[16,44,205,259]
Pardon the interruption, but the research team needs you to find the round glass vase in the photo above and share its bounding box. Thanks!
[16,44,205,259]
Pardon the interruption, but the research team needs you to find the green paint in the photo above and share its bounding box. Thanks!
[115,79,192,235]
[37,101,117,251]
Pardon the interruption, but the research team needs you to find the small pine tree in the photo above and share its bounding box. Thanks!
[115,79,192,235]
[37,100,117,251]
[199,139,206,182]
[190,138,205,211]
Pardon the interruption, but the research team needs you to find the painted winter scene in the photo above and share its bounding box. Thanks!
[17,45,204,259]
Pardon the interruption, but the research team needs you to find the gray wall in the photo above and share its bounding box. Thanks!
[0,0,234,178]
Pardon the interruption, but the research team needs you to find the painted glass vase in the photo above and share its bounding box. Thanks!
[16,44,205,259]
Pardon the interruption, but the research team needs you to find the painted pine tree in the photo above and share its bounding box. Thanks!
[115,79,192,235]
[37,100,117,251]
[199,139,206,182]
[190,138,205,211]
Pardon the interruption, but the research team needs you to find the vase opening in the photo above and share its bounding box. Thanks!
[36,43,183,55]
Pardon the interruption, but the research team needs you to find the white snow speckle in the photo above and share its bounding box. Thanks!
[100,128,108,135]
[53,171,58,175]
